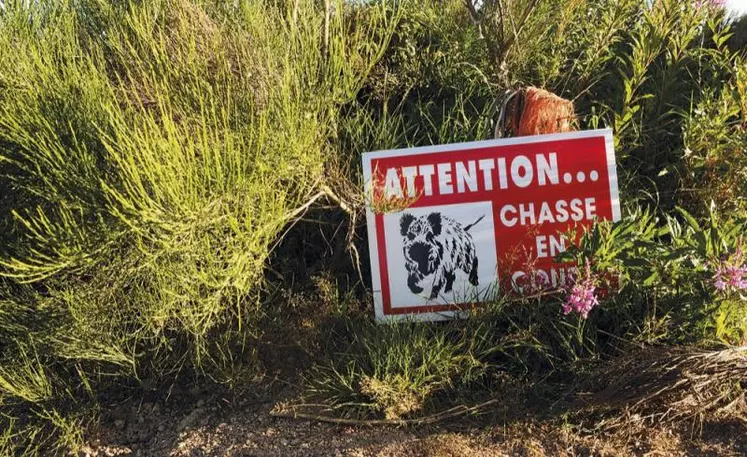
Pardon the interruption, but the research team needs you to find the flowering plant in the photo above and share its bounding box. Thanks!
[561,259,601,319]
[711,246,747,295]
[694,0,726,10]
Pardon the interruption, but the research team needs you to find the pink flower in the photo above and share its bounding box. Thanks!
[562,259,600,319]
[695,0,726,9]
[711,246,747,294]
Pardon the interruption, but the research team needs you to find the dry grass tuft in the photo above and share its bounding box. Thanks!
[360,376,427,420]
[576,346,747,431]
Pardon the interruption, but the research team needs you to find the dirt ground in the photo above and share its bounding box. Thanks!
[82,387,746,457]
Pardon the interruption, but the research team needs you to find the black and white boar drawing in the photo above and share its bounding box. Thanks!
[399,212,484,300]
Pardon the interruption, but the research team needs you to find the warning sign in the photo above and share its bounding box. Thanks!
[362,129,620,322]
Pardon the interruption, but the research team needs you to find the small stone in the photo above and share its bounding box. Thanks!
[280,439,289,446]
[114,419,125,429]
[177,408,204,432]
[196,399,205,408]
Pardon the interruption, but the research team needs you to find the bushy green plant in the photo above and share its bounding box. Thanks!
[0,0,399,449]
[560,207,747,343]
[680,58,747,214]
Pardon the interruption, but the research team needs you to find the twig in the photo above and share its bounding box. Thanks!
[271,399,499,426]
[321,184,365,283]
[321,184,354,214]
[463,0,480,23]
[283,191,327,222]
[503,0,539,54]
[281,183,365,283]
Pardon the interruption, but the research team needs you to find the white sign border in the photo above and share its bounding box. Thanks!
[362,129,619,323]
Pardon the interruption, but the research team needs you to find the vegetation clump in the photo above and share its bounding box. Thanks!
[0,0,745,453]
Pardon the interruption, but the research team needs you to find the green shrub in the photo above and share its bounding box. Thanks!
[561,207,747,344]
[0,0,399,448]
[681,60,747,215]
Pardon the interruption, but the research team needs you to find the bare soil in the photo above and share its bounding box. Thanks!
[82,387,746,457]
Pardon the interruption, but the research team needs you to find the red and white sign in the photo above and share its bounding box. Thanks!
[362,129,620,322]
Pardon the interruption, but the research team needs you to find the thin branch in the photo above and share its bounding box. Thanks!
[271,399,499,426]
[496,0,506,43]
[284,191,327,222]
[322,184,365,283]
[463,0,481,24]
[283,184,364,283]
[321,184,354,214]
[504,0,539,53]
